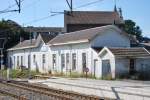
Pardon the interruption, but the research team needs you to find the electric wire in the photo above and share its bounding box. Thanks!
[74,0,104,9]
[0,0,24,14]
[0,0,105,33]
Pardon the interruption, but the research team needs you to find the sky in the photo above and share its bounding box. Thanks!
[0,0,150,37]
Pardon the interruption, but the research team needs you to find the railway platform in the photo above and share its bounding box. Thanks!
[29,77,150,100]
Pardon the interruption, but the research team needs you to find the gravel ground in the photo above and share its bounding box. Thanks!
[0,83,55,100]
[0,93,17,100]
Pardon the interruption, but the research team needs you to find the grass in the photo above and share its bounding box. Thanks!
[0,69,41,79]
[101,74,114,80]
[0,69,114,80]
[52,71,96,79]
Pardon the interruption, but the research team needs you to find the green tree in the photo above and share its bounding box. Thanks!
[0,19,29,49]
[123,20,142,40]
[0,19,29,66]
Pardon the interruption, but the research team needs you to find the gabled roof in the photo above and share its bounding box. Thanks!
[48,25,129,46]
[8,39,37,51]
[8,33,55,51]
[64,11,124,25]
[108,47,150,58]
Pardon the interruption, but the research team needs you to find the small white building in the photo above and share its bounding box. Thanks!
[7,33,53,73]
[7,25,150,79]
[99,47,150,78]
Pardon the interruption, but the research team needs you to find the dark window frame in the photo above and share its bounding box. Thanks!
[52,54,56,70]
[66,53,69,70]
[72,53,76,70]
[82,53,86,71]
[42,54,46,64]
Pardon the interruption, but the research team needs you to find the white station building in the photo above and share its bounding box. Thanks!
[7,25,150,78]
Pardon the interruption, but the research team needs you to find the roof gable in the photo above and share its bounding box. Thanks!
[8,39,37,51]
[99,47,150,58]
[8,33,55,51]
[48,25,130,46]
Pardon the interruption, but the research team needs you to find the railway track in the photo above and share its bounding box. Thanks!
[0,79,112,100]
[0,95,17,100]
[0,89,24,100]
[0,82,52,100]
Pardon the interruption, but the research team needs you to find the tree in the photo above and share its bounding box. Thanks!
[0,19,29,66]
[123,20,142,41]
[0,19,29,49]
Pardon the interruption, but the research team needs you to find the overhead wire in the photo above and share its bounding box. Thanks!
[0,0,105,33]
[74,0,104,9]
[2,0,41,20]
[0,0,25,14]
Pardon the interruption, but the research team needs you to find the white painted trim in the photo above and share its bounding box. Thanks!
[144,47,150,55]
[7,46,37,51]
[98,47,115,58]
[49,40,89,46]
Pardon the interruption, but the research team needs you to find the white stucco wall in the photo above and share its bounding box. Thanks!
[50,43,91,73]
[7,42,50,73]
[50,43,104,78]
[99,48,116,78]
[91,29,130,48]
[90,49,101,78]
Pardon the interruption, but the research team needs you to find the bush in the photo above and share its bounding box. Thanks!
[51,71,96,79]
[102,74,113,80]
[68,72,81,78]
[52,71,64,77]
[0,69,41,79]
[0,69,7,78]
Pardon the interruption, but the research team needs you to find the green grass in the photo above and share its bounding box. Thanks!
[52,71,96,79]
[0,69,41,79]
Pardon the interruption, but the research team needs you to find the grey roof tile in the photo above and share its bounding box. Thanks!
[109,47,150,58]
[48,25,128,45]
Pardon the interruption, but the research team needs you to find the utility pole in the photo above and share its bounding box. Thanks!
[66,0,73,12]
[0,0,21,14]
[15,0,21,13]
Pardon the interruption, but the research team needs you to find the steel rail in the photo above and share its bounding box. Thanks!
[0,89,27,100]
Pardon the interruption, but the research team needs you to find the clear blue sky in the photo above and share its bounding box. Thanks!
[0,0,150,37]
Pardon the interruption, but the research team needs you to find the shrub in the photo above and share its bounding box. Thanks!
[0,69,7,78]
[51,71,96,79]
[102,74,113,80]
[7,69,40,79]
[52,71,64,77]
[68,72,81,78]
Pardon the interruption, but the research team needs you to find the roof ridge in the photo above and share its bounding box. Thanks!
[66,10,118,13]
[48,25,128,45]
[60,25,116,36]
[109,47,144,49]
